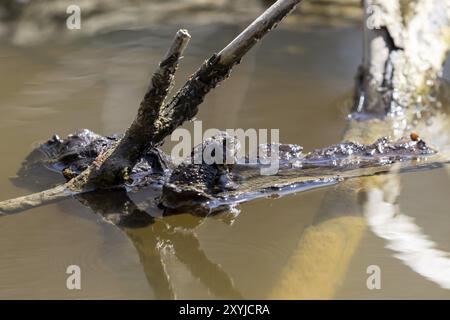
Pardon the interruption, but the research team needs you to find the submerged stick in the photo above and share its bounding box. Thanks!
[0,185,73,215]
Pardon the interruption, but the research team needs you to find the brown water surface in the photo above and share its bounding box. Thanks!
[1,18,450,299]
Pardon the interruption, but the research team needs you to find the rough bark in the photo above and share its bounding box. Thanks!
[358,0,450,117]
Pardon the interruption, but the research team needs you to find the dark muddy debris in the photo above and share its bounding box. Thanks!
[14,129,439,213]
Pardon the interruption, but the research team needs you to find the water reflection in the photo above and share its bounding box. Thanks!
[270,79,450,298]
[364,106,450,290]
[78,190,242,299]
[365,178,450,290]
[2,13,450,297]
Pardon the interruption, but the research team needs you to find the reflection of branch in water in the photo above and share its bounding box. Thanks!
[169,228,243,299]
[78,190,174,299]
[78,190,242,299]
[124,226,175,299]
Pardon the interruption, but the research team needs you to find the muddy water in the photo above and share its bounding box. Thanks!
[1,21,450,299]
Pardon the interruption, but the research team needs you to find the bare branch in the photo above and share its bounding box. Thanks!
[90,29,191,187]
[218,0,301,65]
[151,0,302,146]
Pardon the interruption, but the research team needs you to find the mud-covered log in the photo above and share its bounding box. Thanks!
[0,0,303,214]
[94,0,303,185]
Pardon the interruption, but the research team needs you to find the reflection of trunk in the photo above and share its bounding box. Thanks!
[364,170,450,290]
[270,0,450,299]
[361,81,450,290]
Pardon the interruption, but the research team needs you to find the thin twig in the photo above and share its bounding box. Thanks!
[218,0,301,65]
